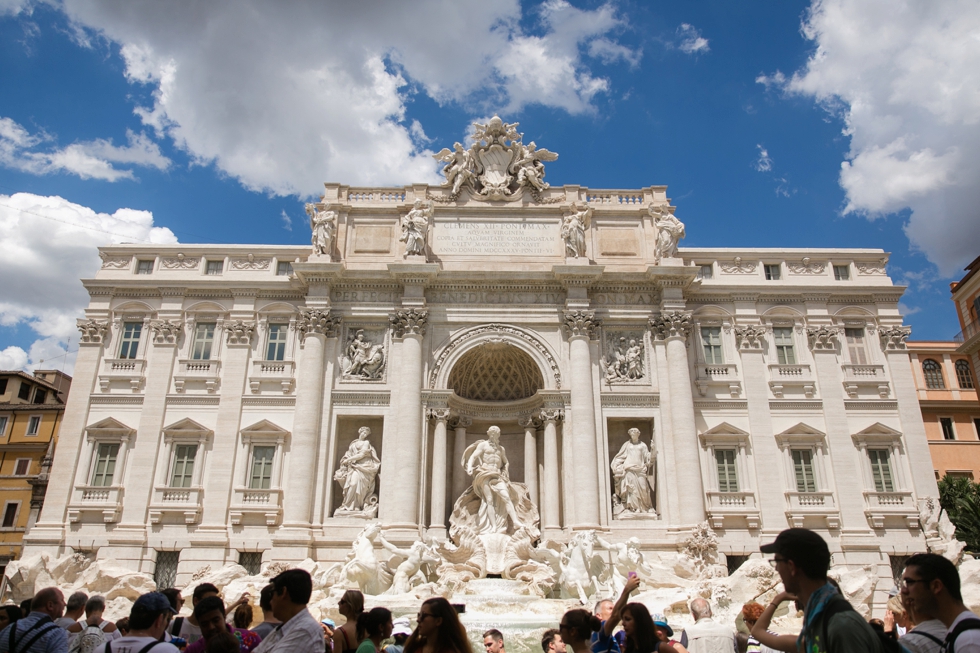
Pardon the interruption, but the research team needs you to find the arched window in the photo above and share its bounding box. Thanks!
[922,359,945,389]
[956,360,975,390]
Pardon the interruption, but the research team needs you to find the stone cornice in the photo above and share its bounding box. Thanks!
[553,264,605,288]
[387,262,440,286]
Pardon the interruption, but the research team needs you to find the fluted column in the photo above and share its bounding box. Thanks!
[651,311,706,525]
[450,416,471,506]
[381,309,428,527]
[539,409,562,530]
[282,309,339,528]
[428,408,451,533]
[563,310,601,528]
[519,416,539,508]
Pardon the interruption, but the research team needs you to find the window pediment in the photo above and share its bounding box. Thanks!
[163,418,213,444]
[699,422,750,448]
[85,417,136,442]
[852,422,903,449]
[240,419,290,445]
[775,423,827,449]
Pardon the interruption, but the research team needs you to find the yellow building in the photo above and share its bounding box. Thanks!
[953,255,980,389]
[0,369,71,575]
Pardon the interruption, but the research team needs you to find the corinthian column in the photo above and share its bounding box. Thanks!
[519,416,540,508]
[282,309,340,528]
[450,416,472,505]
[539,409,563,531]
[563,310,601,528]
[428,408,451,534]
[650,311,705,525]
[381,309,428,528]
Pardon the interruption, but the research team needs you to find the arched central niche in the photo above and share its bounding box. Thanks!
[448,341,544,402]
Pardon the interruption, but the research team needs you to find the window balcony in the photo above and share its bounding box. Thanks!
[148,486,203,524]
[229,487,282,526]
[705,491,759,529]
[67,485,123,523]
[174,359,221,393]
[842,364,890,398]
[694,363,742,397]
[862,490,918,528]
[99,358,146,392]
[768,364,816,398]
[784,491,840,529]
[248,360,295,394]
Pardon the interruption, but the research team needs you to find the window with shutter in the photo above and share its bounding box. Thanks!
[249,446,275,489]
[170,445,197,488]
[701,327,723,364]
[845,328,868,364]
[956,360,975,389]
[774,328,796,365]
[91,443,120,487]
[715,449,739,492]
[792,450,817,492]
[868,449,894,492]
[922,359,945,389]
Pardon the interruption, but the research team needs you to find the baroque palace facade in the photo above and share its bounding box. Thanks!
[24,119,937,596]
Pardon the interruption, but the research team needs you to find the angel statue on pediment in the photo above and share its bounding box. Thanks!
[513,142,558,193]
[433,142,476,198]
[306,203,337,258]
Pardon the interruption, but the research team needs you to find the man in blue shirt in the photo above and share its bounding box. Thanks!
[0,587,69,653]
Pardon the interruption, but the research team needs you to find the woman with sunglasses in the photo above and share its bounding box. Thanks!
[333,590,365,653]
[557,608,601,653]
[597,575,678,653]
[403,597,471,653]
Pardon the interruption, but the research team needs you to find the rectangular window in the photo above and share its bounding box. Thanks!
[773,327,797,365]
[26,416,40,436]
[941,417,956,440]
[266,324,287,361]
[701,327,723,364]
[205,260,223,275]
[0,379,7,395]
[136,260,154,275]
[32,388,45,404]
[2,503,17,528]
[845,328,869,364]
[975,418,980,439]
[764,264,781,281]
[119,322,143,359]
[239,552,262,576]
[14,459,30,476]
[170,445,197,488]
[191,323,216,360]
[249,446,275,490]
[792,450,817,492]
[154,551,179,590]
[868,449,895,492]
[91,443,120,487]
[833,265,850,281]
[697,264,713,280]
[17,383,30,401]
[0,416,7,436]
[276,261,293,276]
[715,449,739,493]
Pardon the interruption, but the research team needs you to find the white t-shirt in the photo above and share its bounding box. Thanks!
[92,636,180,653]
[172,618,203,644]
[949,611,980,653]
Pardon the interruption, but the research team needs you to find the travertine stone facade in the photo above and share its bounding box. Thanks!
[24,176,937,610]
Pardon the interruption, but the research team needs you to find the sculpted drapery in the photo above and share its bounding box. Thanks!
[334,426,381,514]
[611,428,656,516]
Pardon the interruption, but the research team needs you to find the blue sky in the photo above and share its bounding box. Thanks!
[1,0,978,373]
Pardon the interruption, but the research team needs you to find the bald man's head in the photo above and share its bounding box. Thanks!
[690,598,712,620]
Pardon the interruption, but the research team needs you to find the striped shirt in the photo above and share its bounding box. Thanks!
[0,612,69,653]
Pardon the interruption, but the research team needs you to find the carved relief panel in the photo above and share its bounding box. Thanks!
[339,325,389,382]
[600,330,647,384]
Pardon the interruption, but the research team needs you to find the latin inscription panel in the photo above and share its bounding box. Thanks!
[432,219,561,257]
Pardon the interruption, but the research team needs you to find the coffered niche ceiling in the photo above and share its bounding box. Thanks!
[448,342,544,402]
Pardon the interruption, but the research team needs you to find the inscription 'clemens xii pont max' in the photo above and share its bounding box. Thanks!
[432,220,561,257]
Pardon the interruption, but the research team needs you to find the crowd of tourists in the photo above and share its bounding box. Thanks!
[1,528,979,653]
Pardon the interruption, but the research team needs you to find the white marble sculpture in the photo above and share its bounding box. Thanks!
[306,204,337,258]
[557,531,605,604]
[611,428,657,518]
[333,427,381,517]
[595,535,655,595]
[341,330,386,380]
[561,202,592,258]
[379,535,440,595]
[650,203,685,262]
[514,142,555,193]
[400,199,432,257]
[601,336,645,383]
[335,522,392,595]
[462,426,527,535]
[433,142,476,198]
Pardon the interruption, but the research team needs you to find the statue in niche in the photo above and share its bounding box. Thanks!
[561,202,592,258]
[341,330,386,380]
[400,198,432,257]
[333,427,381,517]
[601,336,645,383]
[610,428,657,518]
[650,204,685,262]
[306,204,337,257]
[379,535,441,595]
[464,426,522,534]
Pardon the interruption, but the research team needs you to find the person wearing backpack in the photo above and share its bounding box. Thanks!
[66,597,119,653]
[901,553,980,653]
[760,528,884,653]
[92,593,180,653]
[0,588,68,653]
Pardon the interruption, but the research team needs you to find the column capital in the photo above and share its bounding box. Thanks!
[77,319,109,345]
[296,308,342,341]
[390,308,428,337]
[734,325,767,351]
[879,326,912,351]
[538,408,564,423]
[650,311,692,342]
[449,415,472,429]
[563,310,600,340]
[807,325,841,351]
[149,319,183,345]
[519,415,542,429]
[428,408,451,422]
[225,320,256,346]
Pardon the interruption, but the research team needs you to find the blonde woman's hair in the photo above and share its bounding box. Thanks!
[341,589,364,615]
[886,596,905,615]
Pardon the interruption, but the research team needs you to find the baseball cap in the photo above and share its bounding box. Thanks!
[133,592,179,615]
[760,528,830,568]
[650,613,673,638]
[321,618,336,628]
[392,617,412,637]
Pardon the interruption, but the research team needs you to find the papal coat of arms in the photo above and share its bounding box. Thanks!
[433,116,558,202]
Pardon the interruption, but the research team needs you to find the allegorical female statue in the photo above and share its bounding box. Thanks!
[306,203,337,258]
[334,426,381,516]
[610,428,657,517]
[650,203,685,262]
[561,202,592,258]
[400,199,432,256]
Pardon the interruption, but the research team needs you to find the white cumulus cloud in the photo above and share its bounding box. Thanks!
[676,24,709,54]
[0,193,177,374]
[755,145,773,172]
[57,0,637,196]
[763,0,980,275]
[0,117,170,181]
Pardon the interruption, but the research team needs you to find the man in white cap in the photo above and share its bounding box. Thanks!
[385,618,411,653]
